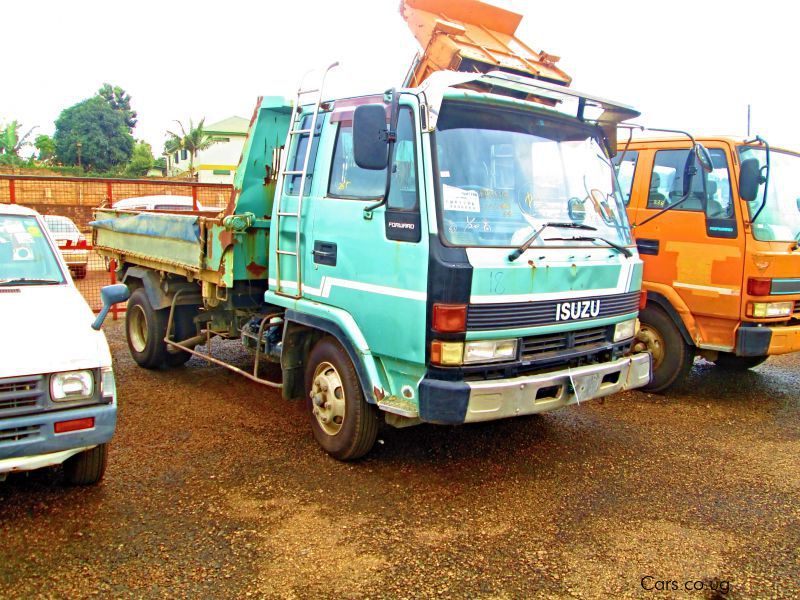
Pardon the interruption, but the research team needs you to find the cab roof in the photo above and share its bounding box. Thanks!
[0,204,39,217]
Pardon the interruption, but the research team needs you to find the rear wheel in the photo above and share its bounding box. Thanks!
[63,444,108,486]
[72,266,87,279]
[714,353,768,370]
[126,288,168,369]
[304,337,378,460]
[636,305,694,393]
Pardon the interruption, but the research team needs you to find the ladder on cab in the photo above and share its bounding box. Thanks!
[273,61,339,299]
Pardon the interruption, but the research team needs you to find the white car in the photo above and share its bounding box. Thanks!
[112,195,215,212]
[0,204,127,485]
[42,214,89,279]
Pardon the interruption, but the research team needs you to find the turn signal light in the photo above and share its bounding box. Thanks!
[54,417,95,434]
[432,303,467,333]
[747,277,772,296]
[639,290,648,310]
[430,340,464,366]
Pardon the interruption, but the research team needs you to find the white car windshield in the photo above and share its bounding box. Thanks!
[435,101,631,248]
[0,215,65,285]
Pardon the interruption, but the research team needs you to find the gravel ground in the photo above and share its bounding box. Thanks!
[1,321,798,599]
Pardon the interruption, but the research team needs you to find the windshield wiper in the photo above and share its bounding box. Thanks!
[0,278,62,286]
[508,222,597,262]
[544,236,632,258]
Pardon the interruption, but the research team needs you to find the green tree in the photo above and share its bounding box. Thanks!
[165,118,218,178]
[53,96,134,171]
[125,140,155,176]
[98,83,137,130]
[34,134,56,162]
[0,120,36,157]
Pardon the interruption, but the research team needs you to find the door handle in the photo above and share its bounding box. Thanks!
[312,241,337,266]
[636,238,660,256]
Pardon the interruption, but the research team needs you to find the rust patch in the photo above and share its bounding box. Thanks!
[246,261,268,277]
[373,386,386,402]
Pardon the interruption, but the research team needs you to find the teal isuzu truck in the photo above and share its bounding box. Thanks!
[93,70,651,459]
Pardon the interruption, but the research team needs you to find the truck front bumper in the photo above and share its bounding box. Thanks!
[736,322,800,356]
[0,403,116,475]
[419,353,652,424]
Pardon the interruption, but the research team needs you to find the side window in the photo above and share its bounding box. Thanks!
[328,108,418,208]
[612,150,638,205]
[286,113,324,196]
[648,148,732,215]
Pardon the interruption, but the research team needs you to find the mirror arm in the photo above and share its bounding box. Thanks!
[620,124,697,147]
[364,88,399,219]
[748,135,770,223]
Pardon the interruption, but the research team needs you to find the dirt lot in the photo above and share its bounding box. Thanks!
[1,322,798,599]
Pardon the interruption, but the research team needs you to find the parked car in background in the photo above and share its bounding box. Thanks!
[0,204,128,486]
[111,195,215,212]
[42,214,89,279]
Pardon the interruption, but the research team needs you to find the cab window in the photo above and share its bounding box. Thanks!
[328,108,418,209]
[612,150,638,206]
[648,148,733,219]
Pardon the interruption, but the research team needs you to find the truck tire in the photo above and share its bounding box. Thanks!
[714,353,768,370]
[72,266,87,279]
[304,337,378,461]
[637,304,694,393]
[63,444,108,486]
[126,288,168,369]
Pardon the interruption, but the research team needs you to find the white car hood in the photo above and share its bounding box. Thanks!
[0,285,112,379]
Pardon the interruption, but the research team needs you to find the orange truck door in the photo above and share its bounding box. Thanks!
[631,145,745,350]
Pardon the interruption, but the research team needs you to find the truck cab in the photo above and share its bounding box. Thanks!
[264,71,651,457]
[615,137,800,391]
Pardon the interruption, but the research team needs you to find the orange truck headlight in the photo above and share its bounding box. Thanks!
[748,301,793,318]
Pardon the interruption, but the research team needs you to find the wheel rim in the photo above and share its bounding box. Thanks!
[310,361,346,436]
[637,324,665,369]
[128,304,149,353]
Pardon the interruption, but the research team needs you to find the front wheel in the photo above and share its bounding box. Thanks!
[714,353,768,370]
[635,305,694,393]
[304,337,378,461]
[63,444,108,485]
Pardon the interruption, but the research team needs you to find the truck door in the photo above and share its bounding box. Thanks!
[302,100,430,367]
[631,146,745,348]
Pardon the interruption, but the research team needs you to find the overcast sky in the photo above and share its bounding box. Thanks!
[3,0,797,154]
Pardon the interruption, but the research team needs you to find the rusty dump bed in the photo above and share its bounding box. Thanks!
[401,0,571,87]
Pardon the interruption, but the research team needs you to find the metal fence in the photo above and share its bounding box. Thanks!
[1,174,234,318]
[0,174,233,231]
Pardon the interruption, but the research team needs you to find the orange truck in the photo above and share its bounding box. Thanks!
[614,134,800,391]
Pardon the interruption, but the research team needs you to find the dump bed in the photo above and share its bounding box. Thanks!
[91,97,292,289]
[401,0,571,87]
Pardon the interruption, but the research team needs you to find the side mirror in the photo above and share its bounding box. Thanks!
[92,284,130,330]
[694,143,714,174]
[739,158,762,202]
[352,104,389,170]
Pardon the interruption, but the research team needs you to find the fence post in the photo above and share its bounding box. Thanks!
[106,182,113,207]
[192,185,198,211]
[8,178,16,204]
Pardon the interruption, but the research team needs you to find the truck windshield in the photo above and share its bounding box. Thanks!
[0,215,65,285]
[435,101,631,248]
[737,146,800,242]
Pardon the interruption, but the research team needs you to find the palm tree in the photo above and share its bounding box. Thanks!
[165,118,218,179]
[0,120,37,157]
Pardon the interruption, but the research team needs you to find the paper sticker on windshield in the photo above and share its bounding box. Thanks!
[14,232,34,245]
[443,185,480,213]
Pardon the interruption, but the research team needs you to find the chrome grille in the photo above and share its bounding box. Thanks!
[0,375,45,417]
[521,326,610,360]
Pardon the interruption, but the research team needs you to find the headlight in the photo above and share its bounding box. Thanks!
[613,318,637,342]
[430,339,518,366]
[749,302,793,318]
[463,339,518,364]
[51,370,94,401]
